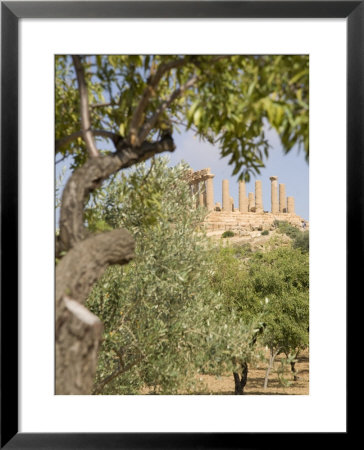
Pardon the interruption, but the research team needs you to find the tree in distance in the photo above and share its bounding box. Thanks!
[209,245,309,389]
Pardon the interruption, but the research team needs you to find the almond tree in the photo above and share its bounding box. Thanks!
[55,55,308,394]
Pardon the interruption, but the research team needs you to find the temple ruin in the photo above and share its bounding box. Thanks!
[185,168,308,233]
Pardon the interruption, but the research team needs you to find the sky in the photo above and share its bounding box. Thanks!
[56,125,309,223]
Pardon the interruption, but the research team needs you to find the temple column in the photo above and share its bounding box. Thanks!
[192,182,199,209]
[222,179,230,212]
[287,196,295,214]
[230,196,234,211]
[248,192,255,212]
[199,182,205,208]
[205,174,215,211]
[270,176,279,214]
[255,180,263,213]
[279,183,286,213]
[239,181,248,213]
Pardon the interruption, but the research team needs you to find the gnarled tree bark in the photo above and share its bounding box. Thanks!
[56,229,135,394]
[57,137,175,256]
[55,140,175,394]
[56,297,103,395]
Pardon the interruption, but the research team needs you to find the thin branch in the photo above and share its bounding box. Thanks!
[90,102,115,109]
[72,55,99,158]
[140,157,155,185]
[92,352,144,395]
[138,74,198,143]
[55,129,120,152]
[92,366,123,395]
[129,56,191,147]
[55,155,68,165]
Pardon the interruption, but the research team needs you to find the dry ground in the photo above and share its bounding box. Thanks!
[141,348,309,395]
[191,348,309,395]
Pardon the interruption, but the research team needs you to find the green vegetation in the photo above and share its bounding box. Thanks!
[86,158,259,394]
[222,230,235,238]
[261,230,269,236]
[210,244,309,388]
[274,220,309,253]
[82,161,310,394]
[293,230,309,252]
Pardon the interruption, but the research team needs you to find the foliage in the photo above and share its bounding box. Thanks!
[274,220,309,253]
[55,165,67,211]
[86,158,258,394]
[56,55,309,180]
[275,353,297,387]
[293,230,309,252]
[261,230,269,236]
[274,220,300,238]
[222,230,235,238]
[210,245,309,356]
[262,292,309,354]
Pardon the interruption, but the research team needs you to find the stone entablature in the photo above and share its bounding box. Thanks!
[185,168,213,183]
[186,167,215,211]
[186,168,308,230]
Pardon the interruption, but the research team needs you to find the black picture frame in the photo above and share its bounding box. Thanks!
[1,1,357,448]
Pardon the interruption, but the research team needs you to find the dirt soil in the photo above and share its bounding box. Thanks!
[193,348,309,395]
[141,348,309,395]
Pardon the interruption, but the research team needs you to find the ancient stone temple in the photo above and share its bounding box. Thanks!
[186,168,308,233]
[185,168,215,211]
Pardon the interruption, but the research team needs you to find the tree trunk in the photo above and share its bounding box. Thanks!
[55,229,135,394]
[290,361,298,381]
[55,297,103,394]
[55,116,175,393]
[233,362,248,395]
[264,347,280,389]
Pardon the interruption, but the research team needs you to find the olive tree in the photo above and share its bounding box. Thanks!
[86,158,259,394]
[209,245,309,390]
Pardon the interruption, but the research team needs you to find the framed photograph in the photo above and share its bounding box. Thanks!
[1,1,357,447]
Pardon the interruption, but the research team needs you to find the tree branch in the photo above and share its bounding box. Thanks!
[129,57,191,147]
[90,101,116,109]
[138,74,198,143]
[56,154,68,165]
[58,136,175,254]
[55,129,120,152]
[72,55,100,158]
[92,352,144,395]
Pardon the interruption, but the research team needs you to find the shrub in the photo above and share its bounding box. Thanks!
[293,230,309,253]
[261,230,269,236]
[273,221,309,253]
[87,158,257,394]
[222,230,235,238]
[274,221,300,239]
